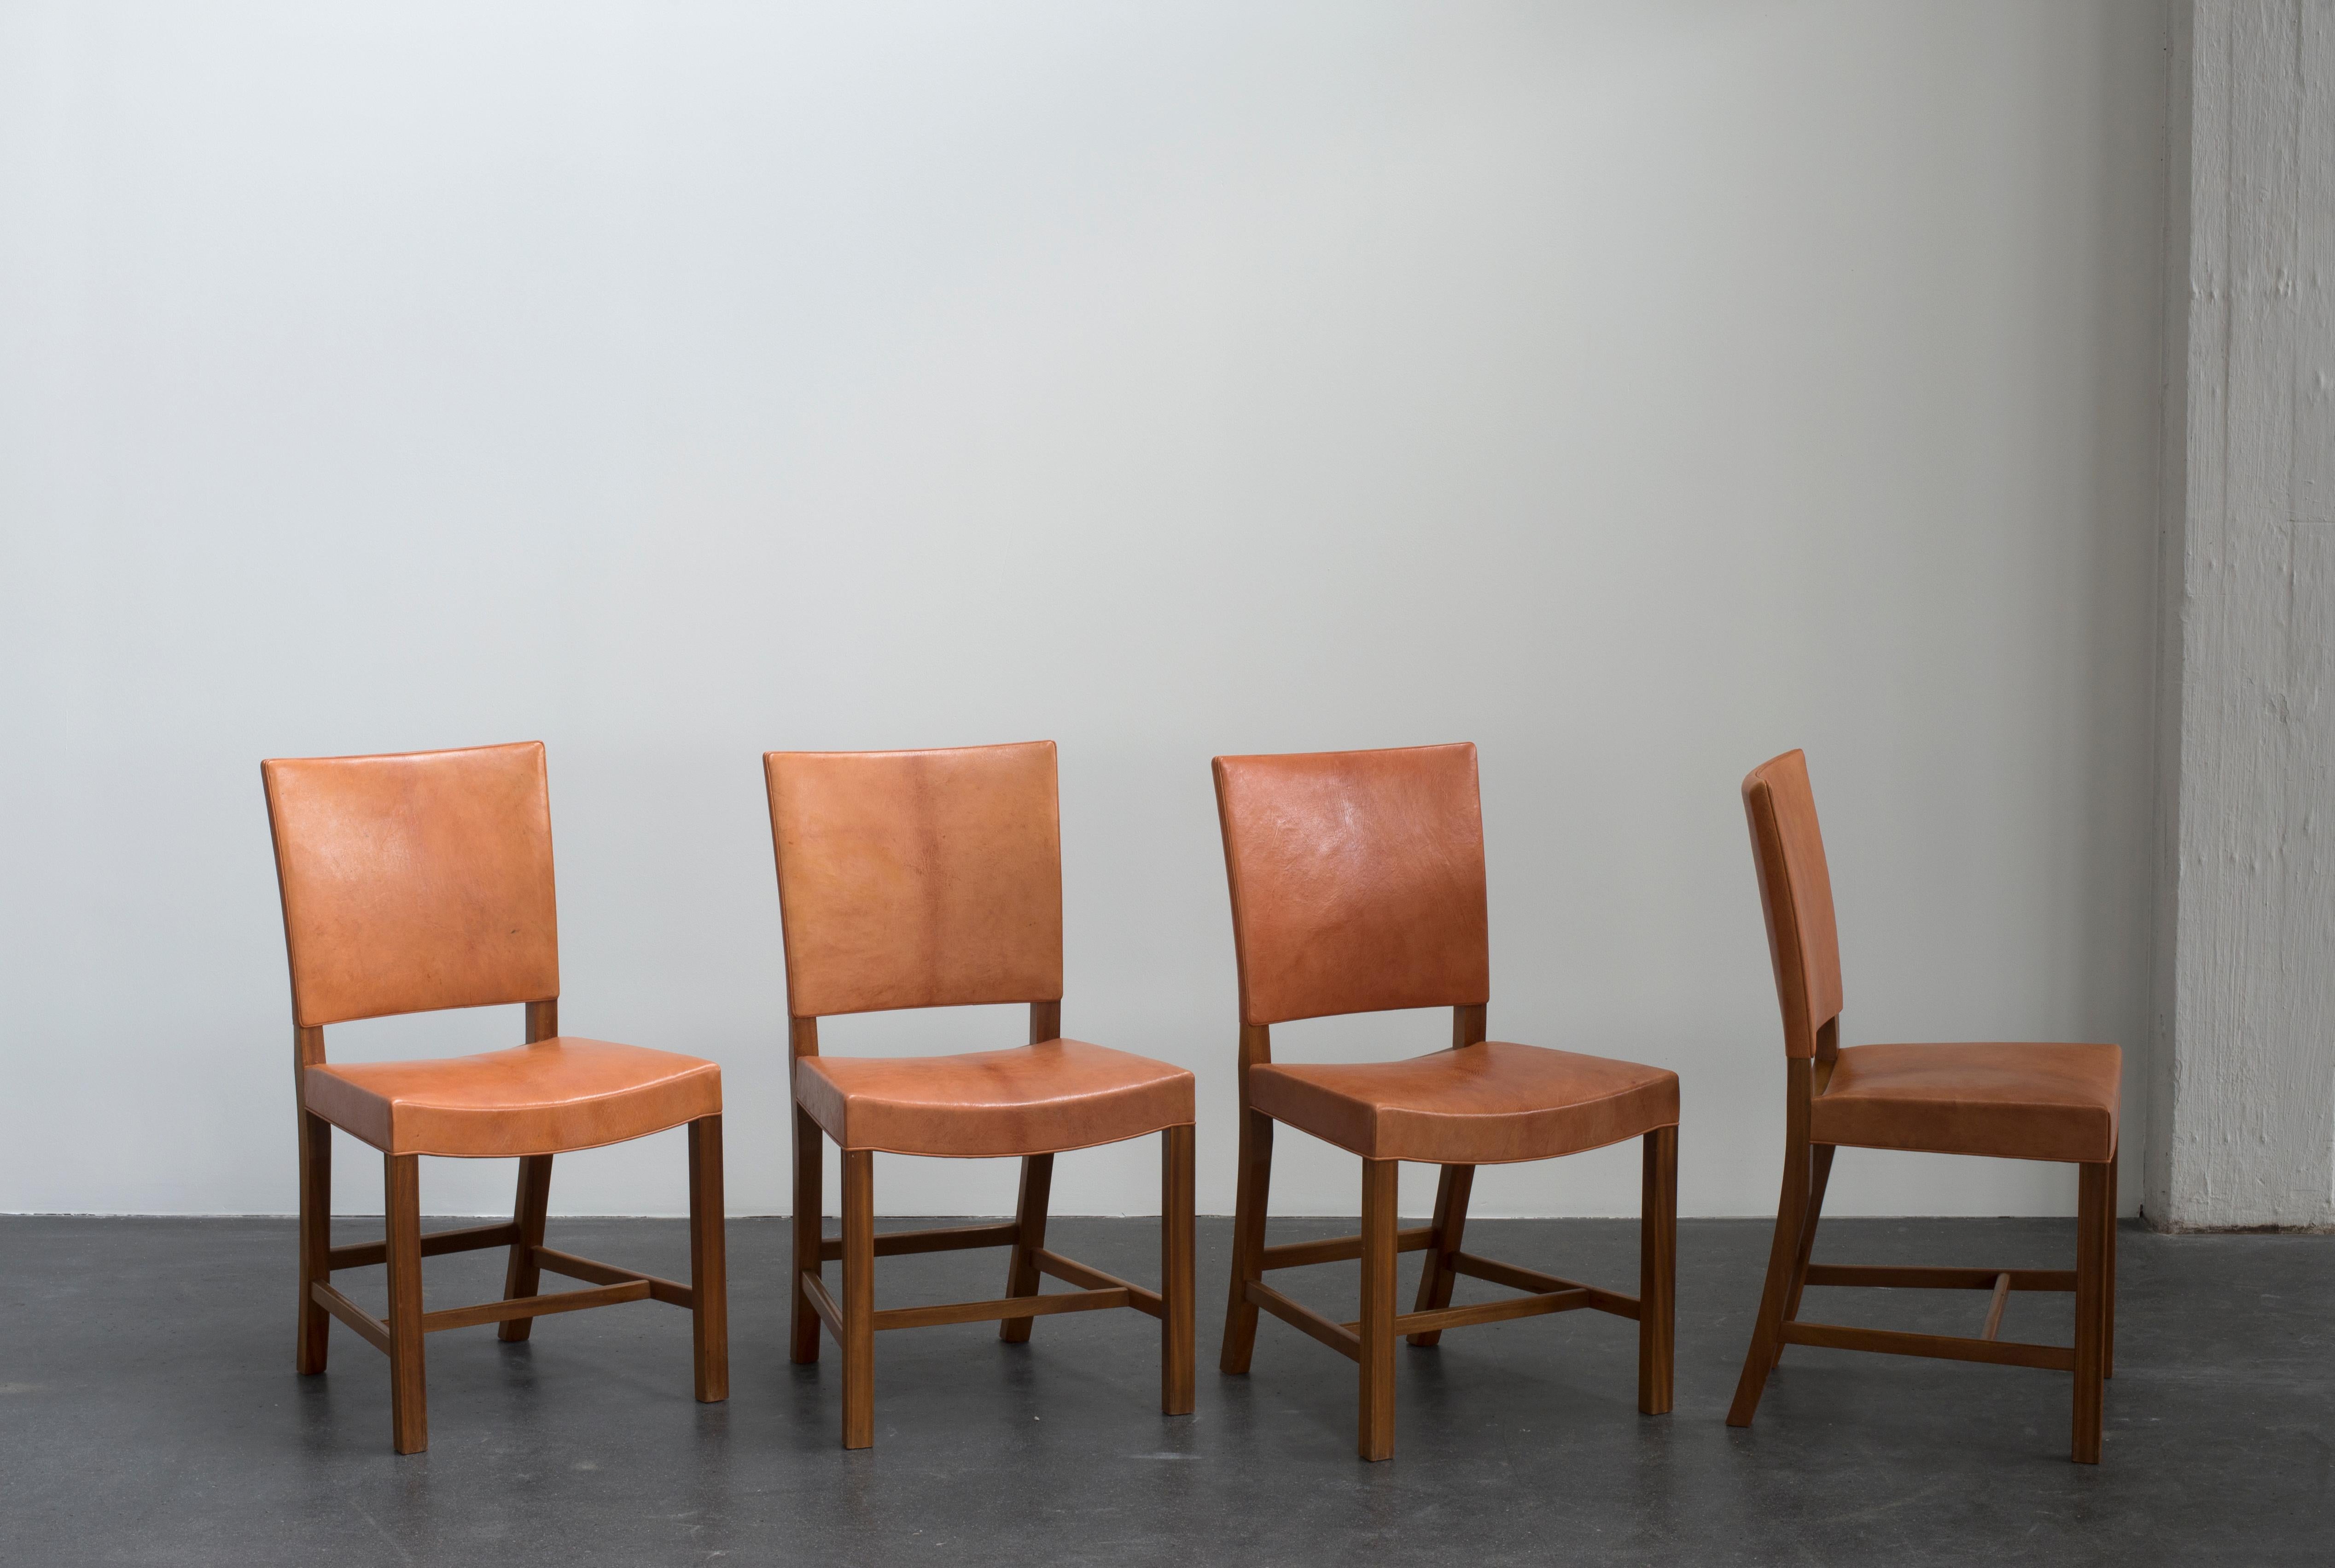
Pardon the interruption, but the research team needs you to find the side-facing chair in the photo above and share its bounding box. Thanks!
[1726,749,2120,1463]
[1212,743,1679,1462]
[764,740,1196,1450]
[262,741,728,1455]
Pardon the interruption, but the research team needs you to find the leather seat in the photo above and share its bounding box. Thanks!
[766,742,1200,1448]
[1250,1040,1678,1164]
[1727,750,2122,1463]
[1810,1041,2121,1165]
[795,1037,1194,1158]
[1210,743,1683,1457]
[304,1037,722,1158]
[262,741,730,1455]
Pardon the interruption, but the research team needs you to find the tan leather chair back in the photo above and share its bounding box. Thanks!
[1741,749,1844,1058]
[764,742,1065,1018]
[1212,743,1491,1027]
[262,741,560,1028]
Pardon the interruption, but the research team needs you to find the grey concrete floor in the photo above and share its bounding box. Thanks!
[1,1212,2328,1566]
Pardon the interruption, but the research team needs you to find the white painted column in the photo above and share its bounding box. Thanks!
[2153,0,2335,1230]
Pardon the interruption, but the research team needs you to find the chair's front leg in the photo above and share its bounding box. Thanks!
[497,1154,554,1343]
[840,1148,875,1450]
[1639,1125,1677,1415]
[687,1115,729,1403]
[1161,1125,1196,1416]
[384,1153,428,1455]
[1357,1158,1399,1462]
[2073,1159,2110,1463]
[999,1153,1055,1344]
[791,1105,823,1365]
[296,1110,332,1375]
[1219,1108,1275,1375]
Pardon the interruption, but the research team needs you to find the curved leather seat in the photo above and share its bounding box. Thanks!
[1727,749,2122,1464]
[795,1037,1195,1158]
[1810,1041,2121,1165]
[767,744,1200,1449]
[304,1037,722,1158]
[1249,1040,1679,1165]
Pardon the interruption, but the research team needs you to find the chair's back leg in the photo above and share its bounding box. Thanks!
[791,1106,825,1365]
[688,1114,729,1403]
[2072,1159,2110,1463]
[1639,1125,1678,1415]
[2105,1152,2118,1379]
[1770,1142,1836,1370]
[1357,1158,1400,1462]
[501,1001,560,1346]
[1407,1163,1475,1349]
[840,1149,876,1450]
[998,1154,1056,1344]
[1727,1114,1811,1427]
[296,1110,333,1375]
[1219,1107,1275,1374]
[384,1153,428,1455]
[1161,1125,1196,1415]
[497,1155,554,1343]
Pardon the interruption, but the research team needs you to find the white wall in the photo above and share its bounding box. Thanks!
[0,1,2166,1221]
[2152,1,2335,1231]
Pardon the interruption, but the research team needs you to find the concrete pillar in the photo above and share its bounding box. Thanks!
[2152,0,2335,1230]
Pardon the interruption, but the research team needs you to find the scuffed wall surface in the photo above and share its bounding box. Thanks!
[2160,0,2335,1229]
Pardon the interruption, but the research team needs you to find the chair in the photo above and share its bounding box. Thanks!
[1725,749,2120,1463]
[1212,743,1679,1462]
[764,740,1196,1450]
[262,741,728,1455]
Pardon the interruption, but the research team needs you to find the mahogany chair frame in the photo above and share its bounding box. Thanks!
[1724,1023,2116,1463]
[767,740,1193,1451]
[1725,749,2116,1463]
[1220,1003,1677,1463]
[269,742,727,1455]
[786,1001,1197,1451]
[293,999,728,1456]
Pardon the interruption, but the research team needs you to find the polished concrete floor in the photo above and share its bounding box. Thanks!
[2,1212,2328,1565]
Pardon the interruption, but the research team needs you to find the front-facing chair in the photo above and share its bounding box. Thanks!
[764,740,1196,1450]
[262,741,728,1455]
[1213,743,1679,1462]
[1726,748,2120,1463]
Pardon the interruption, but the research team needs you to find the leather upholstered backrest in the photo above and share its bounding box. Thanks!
[1741,748,1844,1058]
[262,741,560,1029]
[764,742,1065,1018]
[1212,743,1491,1027]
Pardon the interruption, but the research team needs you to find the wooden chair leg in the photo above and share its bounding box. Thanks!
[1406,1163,1475,1349]
[791,1105,823,1365]
[688,1115,729,1403]
[1770,1142,1835,1370]
[998,1153,1055,1344]
[384,1153,428,1455]
[2105,1152,2118,1379]
[1219,1108,1275,1375]
[496,1154,554,1343]
[1357,1158,1399,1462]
[295,1111,332,1374]
[2073,1159,2108,1463]
[1727,1131,1809,1427]
[1161,1125,1196,1415]
[1639,1125,1677,1415]
[840,1148,875,1450]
